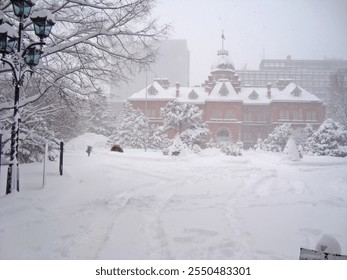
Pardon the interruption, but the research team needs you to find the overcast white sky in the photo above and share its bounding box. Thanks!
[154,0,347,86]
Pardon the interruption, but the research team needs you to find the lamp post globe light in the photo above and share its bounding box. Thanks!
[0,0,55,195]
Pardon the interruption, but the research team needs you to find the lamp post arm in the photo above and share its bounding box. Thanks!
[22,42,46,58]
[1,56,33,85]
[0,57,21,83]
[1,57,16,74]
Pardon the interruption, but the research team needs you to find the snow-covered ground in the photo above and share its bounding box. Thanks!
[0,133,346,260]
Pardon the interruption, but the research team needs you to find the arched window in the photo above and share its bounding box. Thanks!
[216,128,231,142]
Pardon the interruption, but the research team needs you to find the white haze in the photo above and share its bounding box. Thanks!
[154,0,347,85]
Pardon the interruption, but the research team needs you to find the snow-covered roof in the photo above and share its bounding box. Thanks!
[206,80,242,102]
[128,80,322,105]
[239,82,321,104]
[128,81,209,104]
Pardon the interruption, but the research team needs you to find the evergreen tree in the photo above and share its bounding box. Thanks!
[148,125,169,150]
[160,100,209,148]
[263,123,292,152]
[306,118,347,157]
[110,101,150,149]
[86,93,114,137]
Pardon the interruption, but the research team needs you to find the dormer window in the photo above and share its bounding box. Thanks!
[291,86,302,97]
[249,90,259,100]
[219,83,229,96]
[188,90,198,99]
[148,85,158,95]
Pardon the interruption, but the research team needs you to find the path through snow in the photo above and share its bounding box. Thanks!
[1,141,346,259]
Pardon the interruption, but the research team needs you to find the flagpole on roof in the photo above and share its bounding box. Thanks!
[221,30,225,51]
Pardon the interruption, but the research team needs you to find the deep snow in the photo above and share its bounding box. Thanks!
[0,133,346,260]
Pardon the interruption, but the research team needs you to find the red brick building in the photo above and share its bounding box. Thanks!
[128,49,326,148]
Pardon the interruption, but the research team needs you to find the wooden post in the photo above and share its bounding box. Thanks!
[42,141,48,188]
[59,141,64,176]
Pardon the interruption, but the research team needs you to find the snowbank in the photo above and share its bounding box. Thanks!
[0,136,346,260]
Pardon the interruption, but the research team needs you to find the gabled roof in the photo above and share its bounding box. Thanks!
[128,81,208,104]
[273,82,320,102]
[206,80,242,102]
[239,82,321,104]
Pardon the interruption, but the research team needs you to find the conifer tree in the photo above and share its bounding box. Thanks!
[306,119,347,157]
[160,100,209,148]
[263,123,292,152]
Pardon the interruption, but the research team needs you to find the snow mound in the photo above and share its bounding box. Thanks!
[315,234,341,254]
[65,133,109,151]
[283,137,300,161]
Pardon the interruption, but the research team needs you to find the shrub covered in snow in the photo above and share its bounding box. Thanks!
[306,118,347,157]
[261,123,292,152]
[220,142,243,156]
[179,126,209,149]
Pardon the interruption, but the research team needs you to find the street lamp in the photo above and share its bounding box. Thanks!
[0,23,18,54]
[10,0,34,18]
[0,0,55,194]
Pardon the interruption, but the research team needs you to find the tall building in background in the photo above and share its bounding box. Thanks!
[237,56,347,116]
[109,40,189,112]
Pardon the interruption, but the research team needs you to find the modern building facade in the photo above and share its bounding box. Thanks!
[109,40,189,108]
[237,56,347,117]
[128,50,326,148]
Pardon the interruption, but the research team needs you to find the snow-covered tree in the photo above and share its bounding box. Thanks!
[1,0,169,106]
[110,101,149,149]
[220,142,242,156]
[306,118,347,157]
[0,99,59,163]
[0,0,169,160]
[148,124,169,150]
[254,138,266,151]
[329,69,347,127]
[85,93,114,137]
[160,100,210,148]
[132,112,150,149]
[262,123,292,152]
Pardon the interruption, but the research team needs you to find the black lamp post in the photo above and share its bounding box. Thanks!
[0,0,55,194]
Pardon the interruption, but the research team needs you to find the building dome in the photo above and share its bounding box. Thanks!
[211,49,235,72]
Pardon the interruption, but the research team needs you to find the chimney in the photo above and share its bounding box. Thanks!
[176,82,180,97]
[267,82,271,98]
